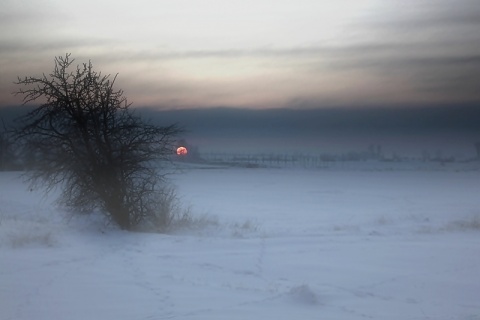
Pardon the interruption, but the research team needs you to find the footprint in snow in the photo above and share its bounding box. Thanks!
[287,284,319,305]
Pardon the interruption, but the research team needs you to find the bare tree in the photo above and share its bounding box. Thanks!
[14,54,181,230]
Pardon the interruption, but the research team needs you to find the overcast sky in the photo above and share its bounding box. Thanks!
[1,0,479,109]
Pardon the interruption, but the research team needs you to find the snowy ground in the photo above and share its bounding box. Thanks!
[1,165,480,320]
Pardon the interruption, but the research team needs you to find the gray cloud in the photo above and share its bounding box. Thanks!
[361,0,480,30]
[0,38,117,56]
[2,0,479,108]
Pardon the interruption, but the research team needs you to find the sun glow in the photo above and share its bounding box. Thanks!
[176,146,188,156]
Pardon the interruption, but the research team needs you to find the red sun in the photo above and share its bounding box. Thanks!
[176,146,188,156]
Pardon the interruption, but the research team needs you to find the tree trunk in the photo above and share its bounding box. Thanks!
[106,199,131,230]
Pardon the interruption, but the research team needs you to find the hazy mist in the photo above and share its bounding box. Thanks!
[139,105,480,158]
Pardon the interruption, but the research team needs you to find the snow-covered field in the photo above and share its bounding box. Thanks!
[1,166,480,320]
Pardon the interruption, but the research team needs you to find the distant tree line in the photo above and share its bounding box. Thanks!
[0,122,23,171]
[192,144,479,168]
